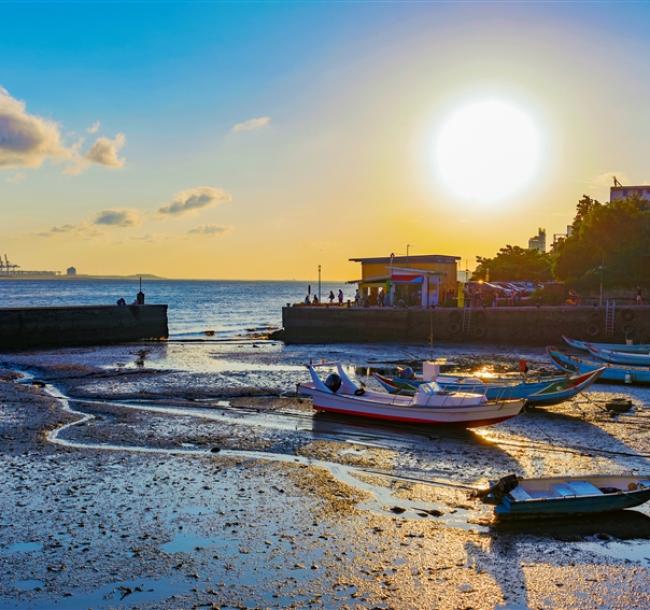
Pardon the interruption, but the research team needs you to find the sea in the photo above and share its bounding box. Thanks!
[0,279,349,339]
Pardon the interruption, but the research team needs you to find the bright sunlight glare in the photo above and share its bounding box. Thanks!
[435,100,540,203]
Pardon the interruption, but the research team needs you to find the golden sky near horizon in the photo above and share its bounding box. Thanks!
[1,4,650,281]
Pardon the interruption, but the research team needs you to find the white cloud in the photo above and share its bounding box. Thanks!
[187,224,231,236]
[158,186,231,216]
[85,133,126,168]
[231,116,271,133]
[94,208,140,227]
[0,86,127,176]
[0,86,68,168]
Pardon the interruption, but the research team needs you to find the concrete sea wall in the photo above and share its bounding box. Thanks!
[0,305,169,349]
[281,305,650,345]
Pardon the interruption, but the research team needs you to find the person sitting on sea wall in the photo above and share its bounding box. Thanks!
[328,290,335,303]
[312,295,319,304]
[116,297,126,306]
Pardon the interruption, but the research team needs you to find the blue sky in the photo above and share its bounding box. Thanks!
[2,2,650,278]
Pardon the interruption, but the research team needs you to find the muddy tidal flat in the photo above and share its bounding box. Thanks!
[1,340,649,610]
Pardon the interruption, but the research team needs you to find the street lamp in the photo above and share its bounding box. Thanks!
[318,264,322,303]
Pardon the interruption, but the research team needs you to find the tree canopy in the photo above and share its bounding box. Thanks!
[473,193,650,289]
[473,245,552,282]
[552,194,650,288]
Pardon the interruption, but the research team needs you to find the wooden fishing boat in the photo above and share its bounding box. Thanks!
[298,365,524,427]
[479,473,650,518]
[547,349,650,385]
[373,368,604,406]
[586,344,650,366]
[563,335,650,354]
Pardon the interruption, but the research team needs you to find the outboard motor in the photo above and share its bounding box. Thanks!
[397,366,415,380]
[325,373,342,393]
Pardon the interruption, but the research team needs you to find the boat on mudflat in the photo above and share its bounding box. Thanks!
[478,473,650,518]
[585,344,650,367]
[548,349,650,384]
[373,367,604,407]
[563,335,650,354]
[298,364,524,427]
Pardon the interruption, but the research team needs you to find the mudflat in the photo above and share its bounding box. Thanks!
[1,341,649,609]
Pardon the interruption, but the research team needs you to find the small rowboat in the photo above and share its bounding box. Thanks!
[548,349,650,385]
[479,474,650,518]
[373,368,603,407]
[298,365,524,427]
[586,344,650,367]
[563,335,650,354]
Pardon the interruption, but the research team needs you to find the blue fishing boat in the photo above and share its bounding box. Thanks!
[586,344,650,366]
[563,335,650,354]
[373,367,603,406]
[548,348,650,385]
[479,474,650,518]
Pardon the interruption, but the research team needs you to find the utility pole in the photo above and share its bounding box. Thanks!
[406,244,412,257]
[318,264,322,303]
[599,254,605,307]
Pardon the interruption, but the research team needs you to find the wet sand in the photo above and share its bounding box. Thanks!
[1,340,649,609]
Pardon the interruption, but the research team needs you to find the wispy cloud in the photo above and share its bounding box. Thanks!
[94,208,140,227]
[231,116,271,133]
[86,120,101,134]
[158,186,231,216]
[0,86,68,168]
[37,222,102,240]
[187,224,231,236]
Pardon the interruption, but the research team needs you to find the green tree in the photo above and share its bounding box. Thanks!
[473,245,552,282]
[552,193,650,289]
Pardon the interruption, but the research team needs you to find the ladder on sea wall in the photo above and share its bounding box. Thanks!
[462,307,471,334]
[605,299,616,336]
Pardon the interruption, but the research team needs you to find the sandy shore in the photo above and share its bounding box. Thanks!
[1,341,649,609]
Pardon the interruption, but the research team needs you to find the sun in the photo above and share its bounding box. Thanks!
[434,99,540,203]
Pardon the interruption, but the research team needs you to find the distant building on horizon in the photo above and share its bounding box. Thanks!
[528,228,546,253]
[66,266,77,276]
[610,184,650,202]
[552,225,573,248]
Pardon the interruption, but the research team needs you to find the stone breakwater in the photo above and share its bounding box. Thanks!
[0,304,168,349]
[281,305,650,345]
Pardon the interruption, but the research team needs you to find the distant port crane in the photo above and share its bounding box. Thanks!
[0,254,19,274]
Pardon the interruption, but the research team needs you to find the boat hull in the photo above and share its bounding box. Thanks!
[299,385,523,427]
[374,369,602,406]
[563,335,650,354]
[587,345,650,366]
[548,349,650,385]
[493,474,650,518]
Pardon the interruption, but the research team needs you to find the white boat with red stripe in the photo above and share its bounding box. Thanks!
[298,364,524,428]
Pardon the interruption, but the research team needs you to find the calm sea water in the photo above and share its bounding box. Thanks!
[0,279,349,339]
